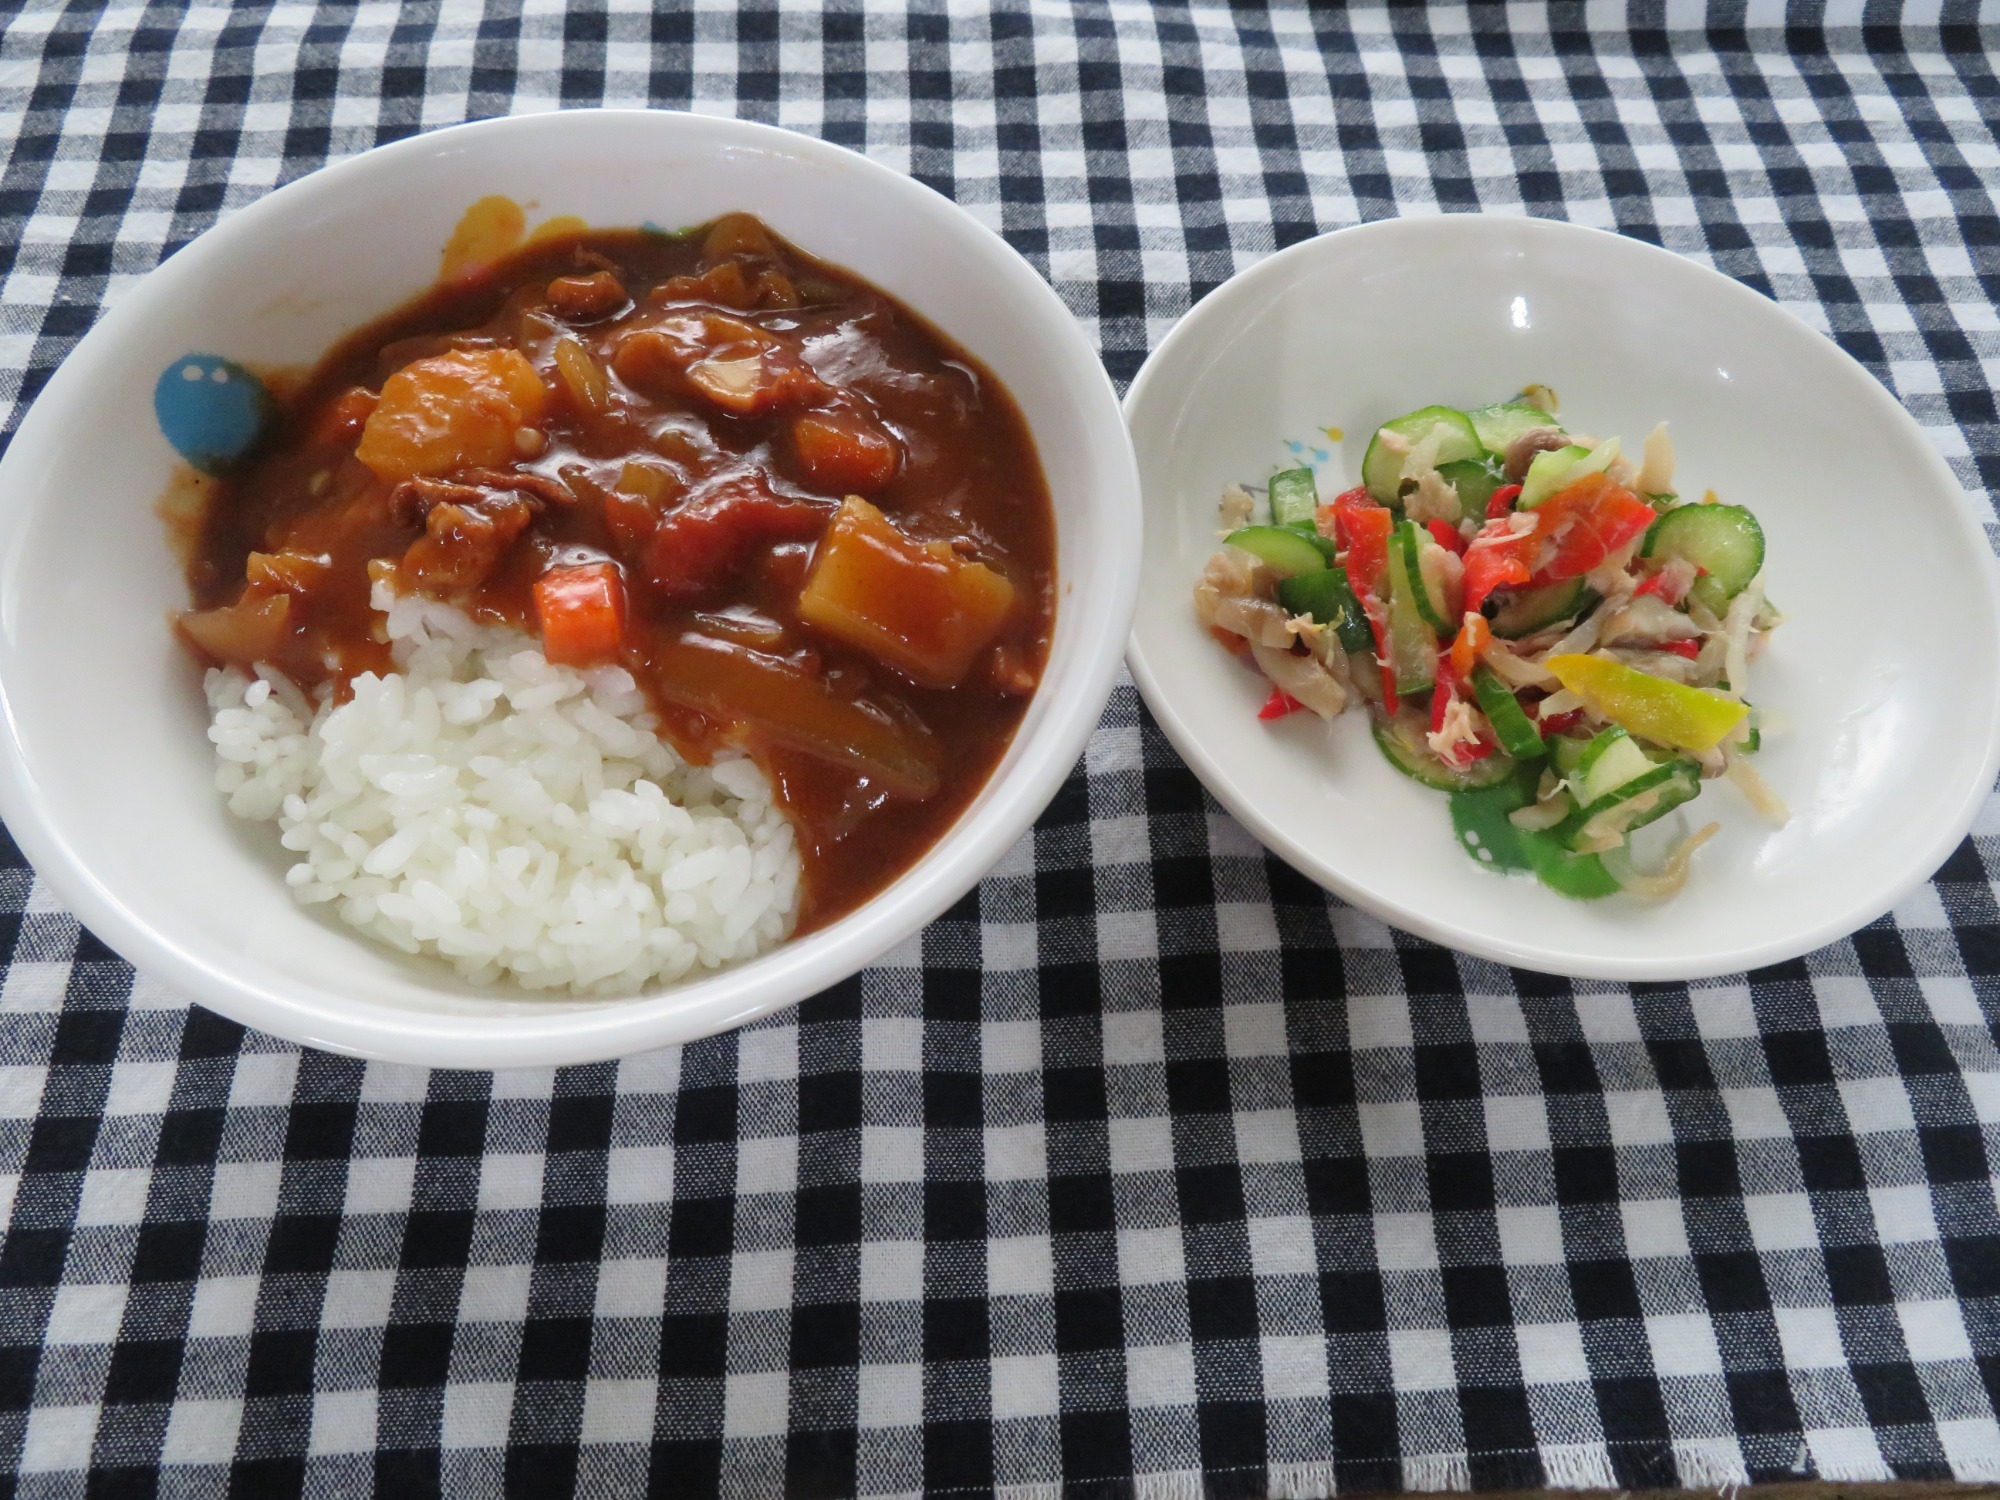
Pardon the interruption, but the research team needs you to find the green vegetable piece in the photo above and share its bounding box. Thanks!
[1384,526,1440,693]
[1466,401,1560,458]
[1470,666,1545,760]
[1279,565,1372,654]
[1518,444,1592,508]
[1436,457,1507,524]
[1268,467,1318,528]
[1224,525,1328,578]
[1361,405,1483,504]
[1566,761,1702,853]
[1641,502,1765,618]
[1373,710,1516,791]
[1549,733,1593,777]
[1449,764,1618,899]
[1572,725,1641,792]
[1487,578,1595,639]
[1394,520,1455,633]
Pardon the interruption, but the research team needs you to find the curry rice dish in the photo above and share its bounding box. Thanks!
[185,214,1056,993]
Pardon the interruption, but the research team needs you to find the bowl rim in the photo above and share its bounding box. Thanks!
[1123,211,2000,981]
[0,108,1142,1064]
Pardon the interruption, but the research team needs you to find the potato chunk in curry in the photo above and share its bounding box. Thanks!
[355,348,548,482]
[797,497,1016,688]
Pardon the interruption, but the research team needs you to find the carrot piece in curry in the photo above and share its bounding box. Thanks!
[534,561,628,667]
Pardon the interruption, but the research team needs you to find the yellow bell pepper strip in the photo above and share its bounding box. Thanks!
[1543,654,1748,753]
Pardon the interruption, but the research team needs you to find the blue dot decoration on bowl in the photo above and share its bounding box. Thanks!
[153,355,271,475]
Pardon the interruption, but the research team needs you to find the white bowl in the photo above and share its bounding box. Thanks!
[0,110,1140,1065]
[1126,214,2000,981]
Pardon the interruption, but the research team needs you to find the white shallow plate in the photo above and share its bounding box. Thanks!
[1126,214,2000,981]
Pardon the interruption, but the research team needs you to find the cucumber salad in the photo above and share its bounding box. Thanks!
[1192,391,1787,900]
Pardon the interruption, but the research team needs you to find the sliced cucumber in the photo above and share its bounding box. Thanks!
[1567,760,1702,852]
[1395,520,1456,632]
[1573,436,1621,480]
[1374,710,1517,791]
[1467,401,1559,458]
[1269,467,1318,528]
[1549,733,1593,777]
[1518,444,1591,508]
[1641,503,1764,618]
[1436,457,1507,523]
[1487,578,1596,639]
[1383,528,1438,697]
[1470,666,1545,760]
[1361,405,1483,504]
[1571,727,1653,808]
[1279,565,1373,654]
[1225,524,1328,578]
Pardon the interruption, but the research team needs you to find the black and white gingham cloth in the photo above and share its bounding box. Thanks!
[3,3,1999,1495]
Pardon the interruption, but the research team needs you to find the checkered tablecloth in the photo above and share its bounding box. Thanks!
[3,2,1999,1495]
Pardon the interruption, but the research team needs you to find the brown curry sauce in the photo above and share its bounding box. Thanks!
[184,216,1056,935]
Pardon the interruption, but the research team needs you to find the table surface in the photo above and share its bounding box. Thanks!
[2,3,1999,1496]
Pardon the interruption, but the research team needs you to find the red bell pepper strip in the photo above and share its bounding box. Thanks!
[1536,707,1585,737]
[1462,516,1540,615]
[1486,482,1523,519]
[1257,686,1303,720]
[1337,495,1392,595]
[1656,638,1702,659]
[1334,489,1403,711]
[1525,472,1656,585]
[1426,518,1467,555]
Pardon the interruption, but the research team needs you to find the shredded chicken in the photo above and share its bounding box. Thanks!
[1387,419,1462,499]
[1406,468,1462,526]
[1416,532,1464,607]
[1641,557,1698,608]
[1634,422,1675,495]
[1584,560,1632,612]
[1426,694,1482,762]
[1598,592,1704,649]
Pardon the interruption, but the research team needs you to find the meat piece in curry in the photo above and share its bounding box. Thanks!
[180,214,1056,933]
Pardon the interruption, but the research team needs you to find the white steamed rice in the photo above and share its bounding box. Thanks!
[204,584,800,994]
